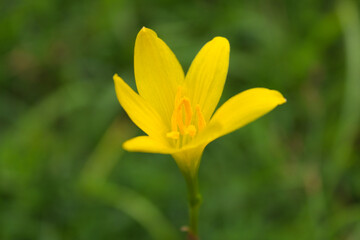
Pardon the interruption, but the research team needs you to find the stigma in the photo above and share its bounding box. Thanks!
[166,87,206,141]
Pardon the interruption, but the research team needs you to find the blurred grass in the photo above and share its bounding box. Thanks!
[79,119,181,240]
[1,0,360,239]
[327,0,360,189]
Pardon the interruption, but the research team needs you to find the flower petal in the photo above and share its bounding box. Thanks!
[123,136,174,154]
[198,88,286,144]
[113,74,167,141]
[123,136,206,175]
[184,37,230,122]
[134,27,185,124]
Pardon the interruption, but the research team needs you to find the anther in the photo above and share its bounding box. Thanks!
[196,105,206,131]
[166,131,180,139]
[187,125,197,137]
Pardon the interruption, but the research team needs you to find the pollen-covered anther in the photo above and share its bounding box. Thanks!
[167,131,180,140]
[186,125,197,137]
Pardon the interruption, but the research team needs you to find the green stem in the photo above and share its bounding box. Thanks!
[184,173,202,239]
[172,149,204,239]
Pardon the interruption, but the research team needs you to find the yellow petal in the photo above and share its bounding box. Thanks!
[184,37,230,122]
[200,88,286,143]
[113,74,166,141]
[123,136,174,154]
[123,135,206,160]
[135,27,185,123]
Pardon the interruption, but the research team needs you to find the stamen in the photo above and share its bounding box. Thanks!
[176,101,185,135]
[166,131,180,139]
[182,98,192,126]
[187,125,197,137]
[166,87,202,143]
[169,87,183,133]
[196,105,206,131]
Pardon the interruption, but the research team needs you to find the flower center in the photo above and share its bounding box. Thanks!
[166,87,206,144]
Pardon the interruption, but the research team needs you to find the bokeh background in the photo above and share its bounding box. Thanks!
[1,0,360,239]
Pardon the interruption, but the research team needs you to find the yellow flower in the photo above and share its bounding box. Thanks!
[113,27,286,176]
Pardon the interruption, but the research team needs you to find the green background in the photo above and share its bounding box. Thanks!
[1,0,360,239]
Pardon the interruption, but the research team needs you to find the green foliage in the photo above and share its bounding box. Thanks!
[1,0,360,239]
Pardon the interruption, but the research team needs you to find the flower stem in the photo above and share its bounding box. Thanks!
[172,149,204,239]
[184,173,202,239]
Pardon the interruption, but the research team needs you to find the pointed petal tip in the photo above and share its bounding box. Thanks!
[122,136,177,154]
[270,89,287,105]
[212,36,230,49]
[213,36,229,42]
[113,73,123,84]
[122,138,142,152]
[122,140,141,152]
[122,140,132,151]
[113,73,119,79]
[138,26,157,38]
[140,26,149,32]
